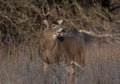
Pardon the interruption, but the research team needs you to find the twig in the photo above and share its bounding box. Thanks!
[79,29,119,38]
[0,13,17,28]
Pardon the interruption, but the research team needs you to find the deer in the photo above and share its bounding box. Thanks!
[40,19,85,72]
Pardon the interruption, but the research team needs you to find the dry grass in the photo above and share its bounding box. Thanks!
[0,0,120,84]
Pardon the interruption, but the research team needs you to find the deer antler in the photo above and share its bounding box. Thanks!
[42,6,55,17]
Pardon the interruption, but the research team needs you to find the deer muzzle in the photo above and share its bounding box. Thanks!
[56,28,65,41]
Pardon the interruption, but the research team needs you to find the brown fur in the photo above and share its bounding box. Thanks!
[41,21,85,68]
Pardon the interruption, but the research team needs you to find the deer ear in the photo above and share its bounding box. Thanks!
[57,19,63,25]
[43,19,50,29]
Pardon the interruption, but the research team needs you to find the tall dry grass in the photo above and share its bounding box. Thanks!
[0,0,120,84]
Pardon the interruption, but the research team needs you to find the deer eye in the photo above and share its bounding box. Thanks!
[51,24,58,29]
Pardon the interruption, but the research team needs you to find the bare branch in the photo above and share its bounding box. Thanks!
[79,29,120,38]
[0,13,17,28]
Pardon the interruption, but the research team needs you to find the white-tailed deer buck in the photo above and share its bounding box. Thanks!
[41,19,85,70]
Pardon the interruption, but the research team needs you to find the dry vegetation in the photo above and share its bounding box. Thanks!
[0,0,120,45]
[0,0,120,84]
